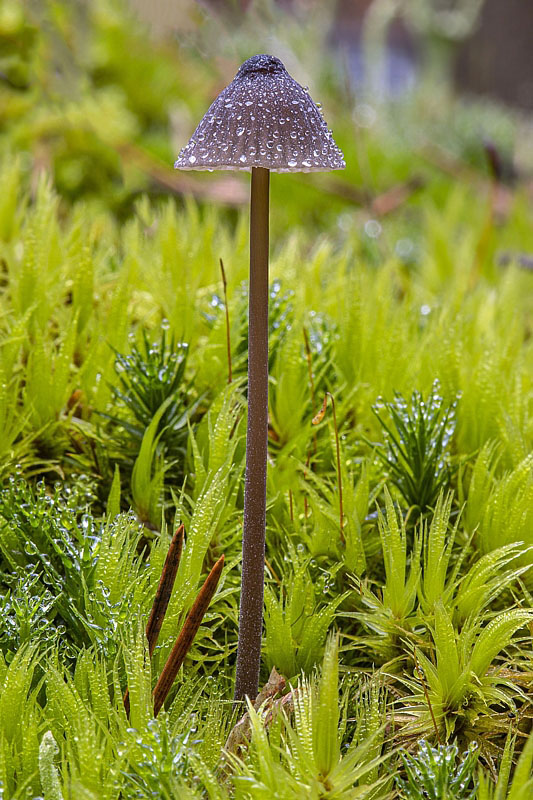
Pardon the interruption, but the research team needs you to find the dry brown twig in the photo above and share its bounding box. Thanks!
[123,525,224,719]
[219,257,233,384]
[312,392,345,544]
[146,524,185,656]
[152,554,225,717]
[124,524,185,716]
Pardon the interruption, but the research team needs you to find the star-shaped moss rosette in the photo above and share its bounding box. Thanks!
[175,54,345,703]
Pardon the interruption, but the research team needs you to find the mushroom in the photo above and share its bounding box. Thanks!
[175,54,345,703]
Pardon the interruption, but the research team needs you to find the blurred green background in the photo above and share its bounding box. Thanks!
[2,0,532,238]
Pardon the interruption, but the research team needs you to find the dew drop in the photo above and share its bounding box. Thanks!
[365,219,382,238]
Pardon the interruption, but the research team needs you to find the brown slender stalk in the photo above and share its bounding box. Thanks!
[124,524,184,716]
[329,393,345,545]
[153,554,225,717]
[219,257,233,384]
[265,556,282,586]
[234,166,270,704]
[302,326,316,413]
[312,392,344,544]
[303,453,310,520]
[303,326,317,454]
[288,489,294,522]
[414,646,442,745]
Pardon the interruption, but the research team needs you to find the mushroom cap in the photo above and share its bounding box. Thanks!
[174,54,345,173]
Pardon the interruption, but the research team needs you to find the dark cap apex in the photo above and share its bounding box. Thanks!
[236,55,287,79]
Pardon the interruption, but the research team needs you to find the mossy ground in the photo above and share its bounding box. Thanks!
[2,1,533,797]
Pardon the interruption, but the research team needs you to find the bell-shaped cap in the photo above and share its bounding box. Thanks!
[174,54,345,173]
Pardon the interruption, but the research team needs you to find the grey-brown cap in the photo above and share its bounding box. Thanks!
[174,54,345,173]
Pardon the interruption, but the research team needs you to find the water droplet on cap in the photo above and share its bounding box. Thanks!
[173,53,345,172]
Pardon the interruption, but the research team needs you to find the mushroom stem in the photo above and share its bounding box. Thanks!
[234,166,270,704]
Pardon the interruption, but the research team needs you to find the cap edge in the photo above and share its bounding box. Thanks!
[174,162,346,173]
